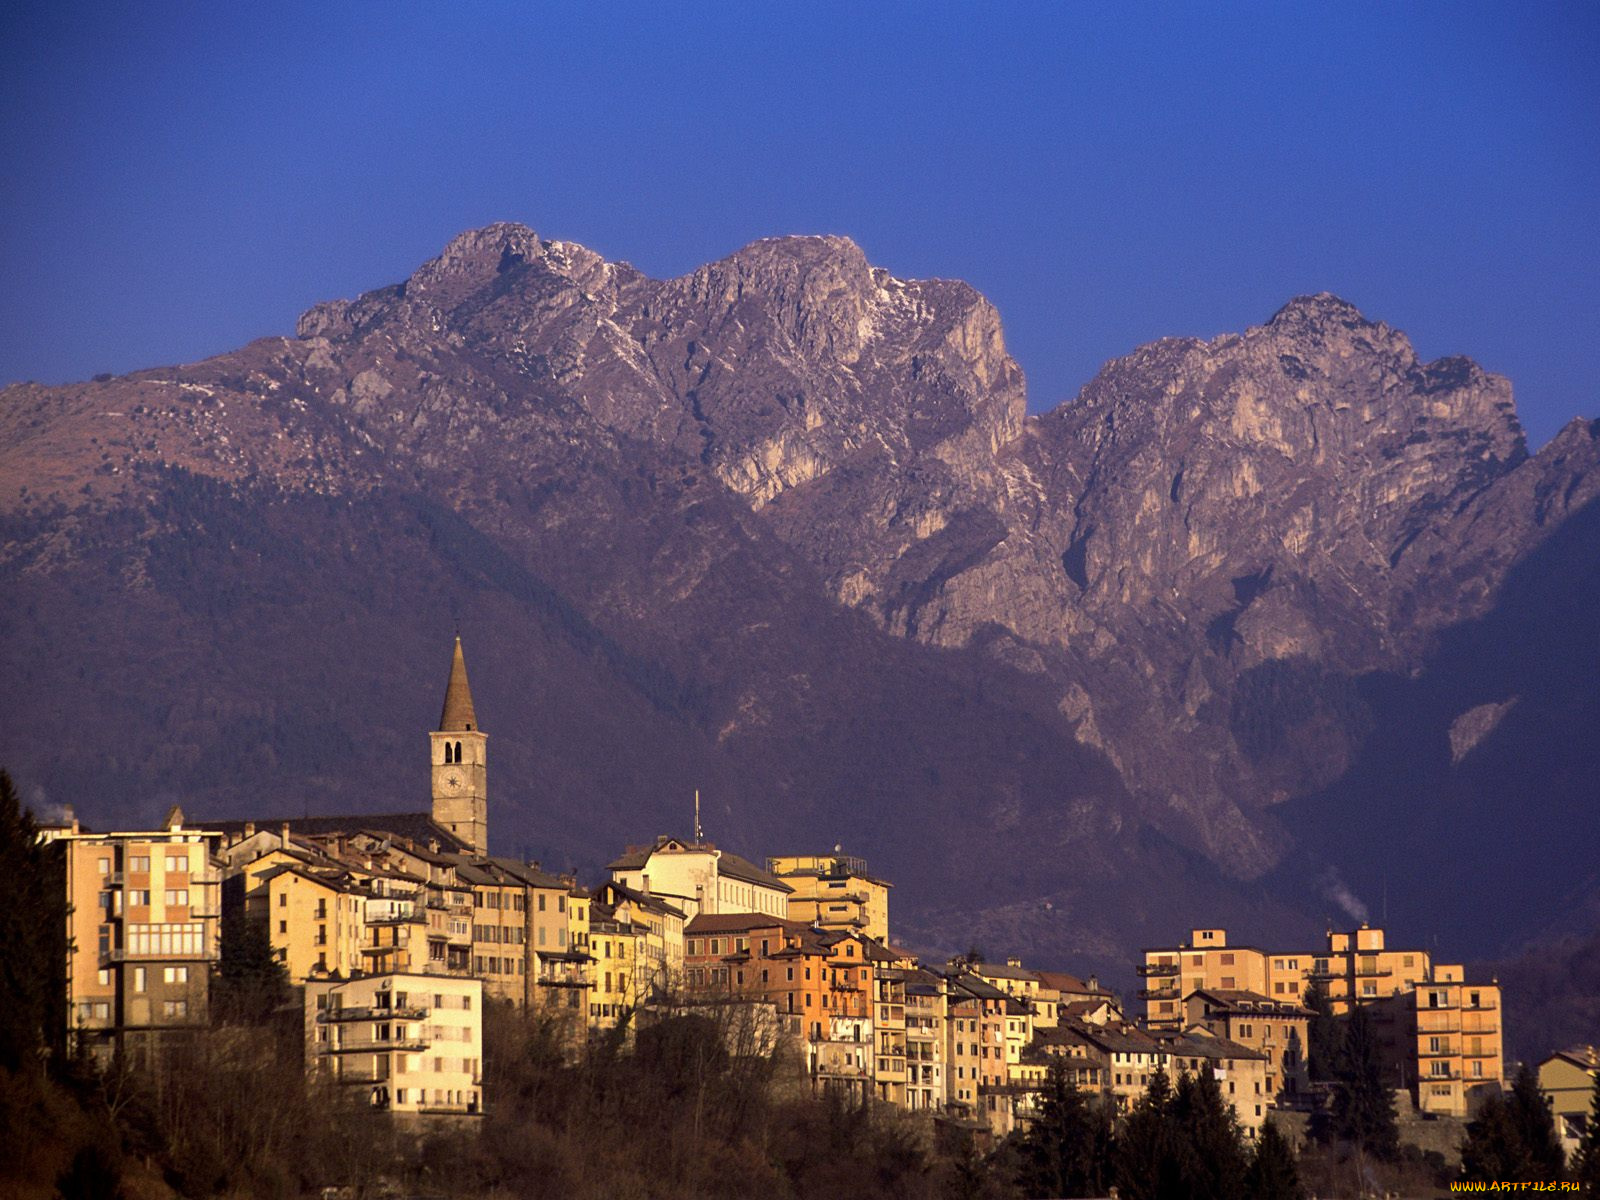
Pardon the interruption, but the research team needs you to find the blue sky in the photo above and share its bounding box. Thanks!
[2,2,1596,445]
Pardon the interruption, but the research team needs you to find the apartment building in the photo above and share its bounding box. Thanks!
[1184,989,1310,1102]
[1370,963,1503,1117]
[766,852,891,941]
[871,960,909,1106]
[903,970,947,1112]
[1312,925,1433,1014]
[305,972,483,1120]
[1138,928,1271,1029]
[53,807,221,1059]
[1141,924,1439,1028]
[609,835,793,922]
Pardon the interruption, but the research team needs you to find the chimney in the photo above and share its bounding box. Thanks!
[1007,956,1022,968]
[640,875,651,896]
[280,822,291,846]
[244,822,256,838]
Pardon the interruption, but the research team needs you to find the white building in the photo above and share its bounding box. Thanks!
[606,835,791,922]
[305,972,483,1119]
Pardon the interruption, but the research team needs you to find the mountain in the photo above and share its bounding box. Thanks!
[3,223,1598,996]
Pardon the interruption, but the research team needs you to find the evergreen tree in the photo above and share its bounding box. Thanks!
[1507,1063,1567,1179]
[1461,1094,1529,1180]
[1012,1059,1112,1198]
[1328,1002,1398,1159]
[0,770,68,1072]
[213,907,289,1023]
[1115,1069,1185,1200]
[1461,1064,1567,1182]
[1303,981,1342,1082]
[1245,1119,1306,1200]
[1172,1066,1249,1200]
[1572,1070,1600,1189]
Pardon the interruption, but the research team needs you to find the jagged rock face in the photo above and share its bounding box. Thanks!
[3,223,1598,971]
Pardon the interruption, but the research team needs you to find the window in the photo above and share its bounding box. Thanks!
[134,967,146,992]
[279,893,287,907]
[537,895,546,912]
[162,1000,189,1019]
[558,895,566,913]
[165,853,188,872]
[164,966,189,984]
[97,968,111,986]
[98,858,111,875]
[164,889,188,907]
[127,890,149,906]
[129,856,150,873]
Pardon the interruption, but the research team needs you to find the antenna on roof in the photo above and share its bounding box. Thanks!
[693,789,702,843]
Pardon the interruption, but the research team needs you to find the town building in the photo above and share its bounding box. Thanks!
[305,972,483,1120]
[1539,1046,1598,1157]
[608,835,792,922]
[51,806,222,1060]
[1184,988,1310,1102]
[766,852,891,941]
[1369,963,1503,1117]
[1154,1027,1272,1137]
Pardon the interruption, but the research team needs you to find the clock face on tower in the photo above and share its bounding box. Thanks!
[445,774,460,790]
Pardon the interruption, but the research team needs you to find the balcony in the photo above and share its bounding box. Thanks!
[322,1036,431,1054]
[1138,986,1179,1001]
[318,1005,430,1023]
[1137,961,1180,977]
[102,947,219,964]
[333,1065,390,1084]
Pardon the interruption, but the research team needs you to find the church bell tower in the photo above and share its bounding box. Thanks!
[431,637,488,855]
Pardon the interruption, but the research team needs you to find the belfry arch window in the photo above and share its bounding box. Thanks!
[454,740,463,762]
[443,743,455,765]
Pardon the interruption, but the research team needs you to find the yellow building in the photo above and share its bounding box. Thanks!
[1139,929,1271,1029]
[52,807,221,1058]
[1312,925,1432,1014]
[244,861,368,980]
[1141,924,1437,1029]
[593,879,687,1001]
[1371,963,1503,1117]
[766,852,891,942]
[1156,1028,1272,1138]
[587,899,641,1028]
[1185,989,1311,1102]
[1538,1046,1598,1155]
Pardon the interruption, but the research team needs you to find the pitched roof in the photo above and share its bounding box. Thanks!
[604,838,792,893]
[439,637,479,732]
[1034,970,1112,997]
[974,962,1040,982]
[716,850,793,893]
[1189,988,1310,1016]
[1159,1029,1266,1062]
[207,812,469,851]
[685,912,808,936]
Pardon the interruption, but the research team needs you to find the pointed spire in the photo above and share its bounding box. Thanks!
[438,636,478,732]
